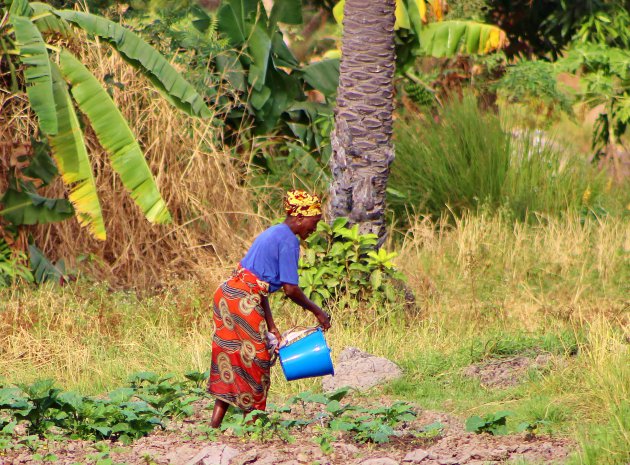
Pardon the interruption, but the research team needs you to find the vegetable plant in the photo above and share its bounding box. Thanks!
[0,371,212,445]
[465,410,512,435]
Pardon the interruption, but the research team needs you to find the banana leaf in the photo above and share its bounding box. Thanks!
[0,188,74,225]
[247,23,272,91]
[333,0,421,30]
[58,50,171,225]
[301,59,339,97]
[28,244,68,284]
[55,10,212,119]
[8,0,31,17]
[10,14,58,135]
[49,61,106,240]
[22,138,58,186]
[419,21,507,57]
[217,0,260,46]
[269,0,302,26]
[408,0,427,31]
[31,2,73,36]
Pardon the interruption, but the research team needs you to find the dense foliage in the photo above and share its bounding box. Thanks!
[299,218,405,307]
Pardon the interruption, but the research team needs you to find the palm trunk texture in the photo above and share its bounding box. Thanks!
[329,0,396,245]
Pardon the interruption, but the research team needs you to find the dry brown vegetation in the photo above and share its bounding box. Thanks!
[1,44,273,288]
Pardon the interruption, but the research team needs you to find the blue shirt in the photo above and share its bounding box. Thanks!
[240,223,300,293]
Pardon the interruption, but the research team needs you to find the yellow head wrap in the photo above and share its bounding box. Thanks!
[284,190,322,217]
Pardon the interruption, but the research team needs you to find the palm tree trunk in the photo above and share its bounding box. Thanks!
[329,0,396,246]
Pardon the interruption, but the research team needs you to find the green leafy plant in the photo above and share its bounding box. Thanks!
[312,426,335,454]
[0,371,211,445]
[299,217,406,306]
[0,0,213,240]
[496,60,573,126]
[517,419,551,438]
[558,44,630,162]
[286,390,416,444]
[465,410,512,435]
[0,236,33,286]
[415,421,444,438]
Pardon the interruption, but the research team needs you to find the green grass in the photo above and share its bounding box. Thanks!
[389,94,629,221]
[0,212,628,463]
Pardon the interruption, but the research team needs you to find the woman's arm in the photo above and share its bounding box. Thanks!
[282,283,331,330]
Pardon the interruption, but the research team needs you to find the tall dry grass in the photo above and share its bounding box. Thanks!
[1,41,268,288]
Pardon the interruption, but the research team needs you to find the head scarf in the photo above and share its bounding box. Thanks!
[284,189,322,217]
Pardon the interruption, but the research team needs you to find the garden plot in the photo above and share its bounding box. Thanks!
[1,394,573,465]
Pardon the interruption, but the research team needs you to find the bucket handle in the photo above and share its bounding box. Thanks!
[279,326,319,349]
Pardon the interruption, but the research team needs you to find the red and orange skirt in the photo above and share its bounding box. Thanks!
[208,266,272,411]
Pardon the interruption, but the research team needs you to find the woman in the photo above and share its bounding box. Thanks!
[208,190,332,428]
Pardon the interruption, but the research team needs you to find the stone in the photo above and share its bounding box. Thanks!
[402,449,429,463]
[183,445,240,465]
[488,448,509,460]
[360,458,399,465]
[229,449,259,465]
[323,347,403,392]
[332,442,360,455]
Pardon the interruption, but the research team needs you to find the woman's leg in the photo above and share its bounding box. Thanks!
[210,399,229,428]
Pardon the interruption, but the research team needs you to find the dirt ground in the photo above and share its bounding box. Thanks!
[0,400,573,465]
[0,353,576,465]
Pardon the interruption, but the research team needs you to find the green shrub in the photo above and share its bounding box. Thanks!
[389,95,621,221]
[299,218,406,307]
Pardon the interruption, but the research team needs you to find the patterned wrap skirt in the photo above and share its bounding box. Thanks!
[208,266,272,411]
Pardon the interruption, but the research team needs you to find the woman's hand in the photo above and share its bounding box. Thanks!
[269,326,282,352]
[282,283,332,331]
[314,308,331,331]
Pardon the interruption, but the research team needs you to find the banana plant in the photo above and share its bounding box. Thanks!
[331,0,507,69]
[0,0,213,240]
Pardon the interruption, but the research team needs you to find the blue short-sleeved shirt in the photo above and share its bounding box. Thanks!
[240,223,300,293]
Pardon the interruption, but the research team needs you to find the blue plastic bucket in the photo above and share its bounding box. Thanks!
[279,328,334,381]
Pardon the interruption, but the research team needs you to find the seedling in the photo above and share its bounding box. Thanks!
[465,411,512,435]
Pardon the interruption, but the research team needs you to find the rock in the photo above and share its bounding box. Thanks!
[360,458,399,465]
[402,449,429,463]
[229,449,259,465]
[323,347,403,392]
[488,448,509,460]
[250,452,282,465]
[165,445,203,465]
[183,445,240,465]
[332,442,360,455]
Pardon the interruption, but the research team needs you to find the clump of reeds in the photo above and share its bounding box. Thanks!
[389,95,627,221]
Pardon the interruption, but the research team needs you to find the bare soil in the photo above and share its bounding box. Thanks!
[462,353,556,389]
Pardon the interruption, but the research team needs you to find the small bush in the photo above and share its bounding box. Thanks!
[299,218,406,307]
